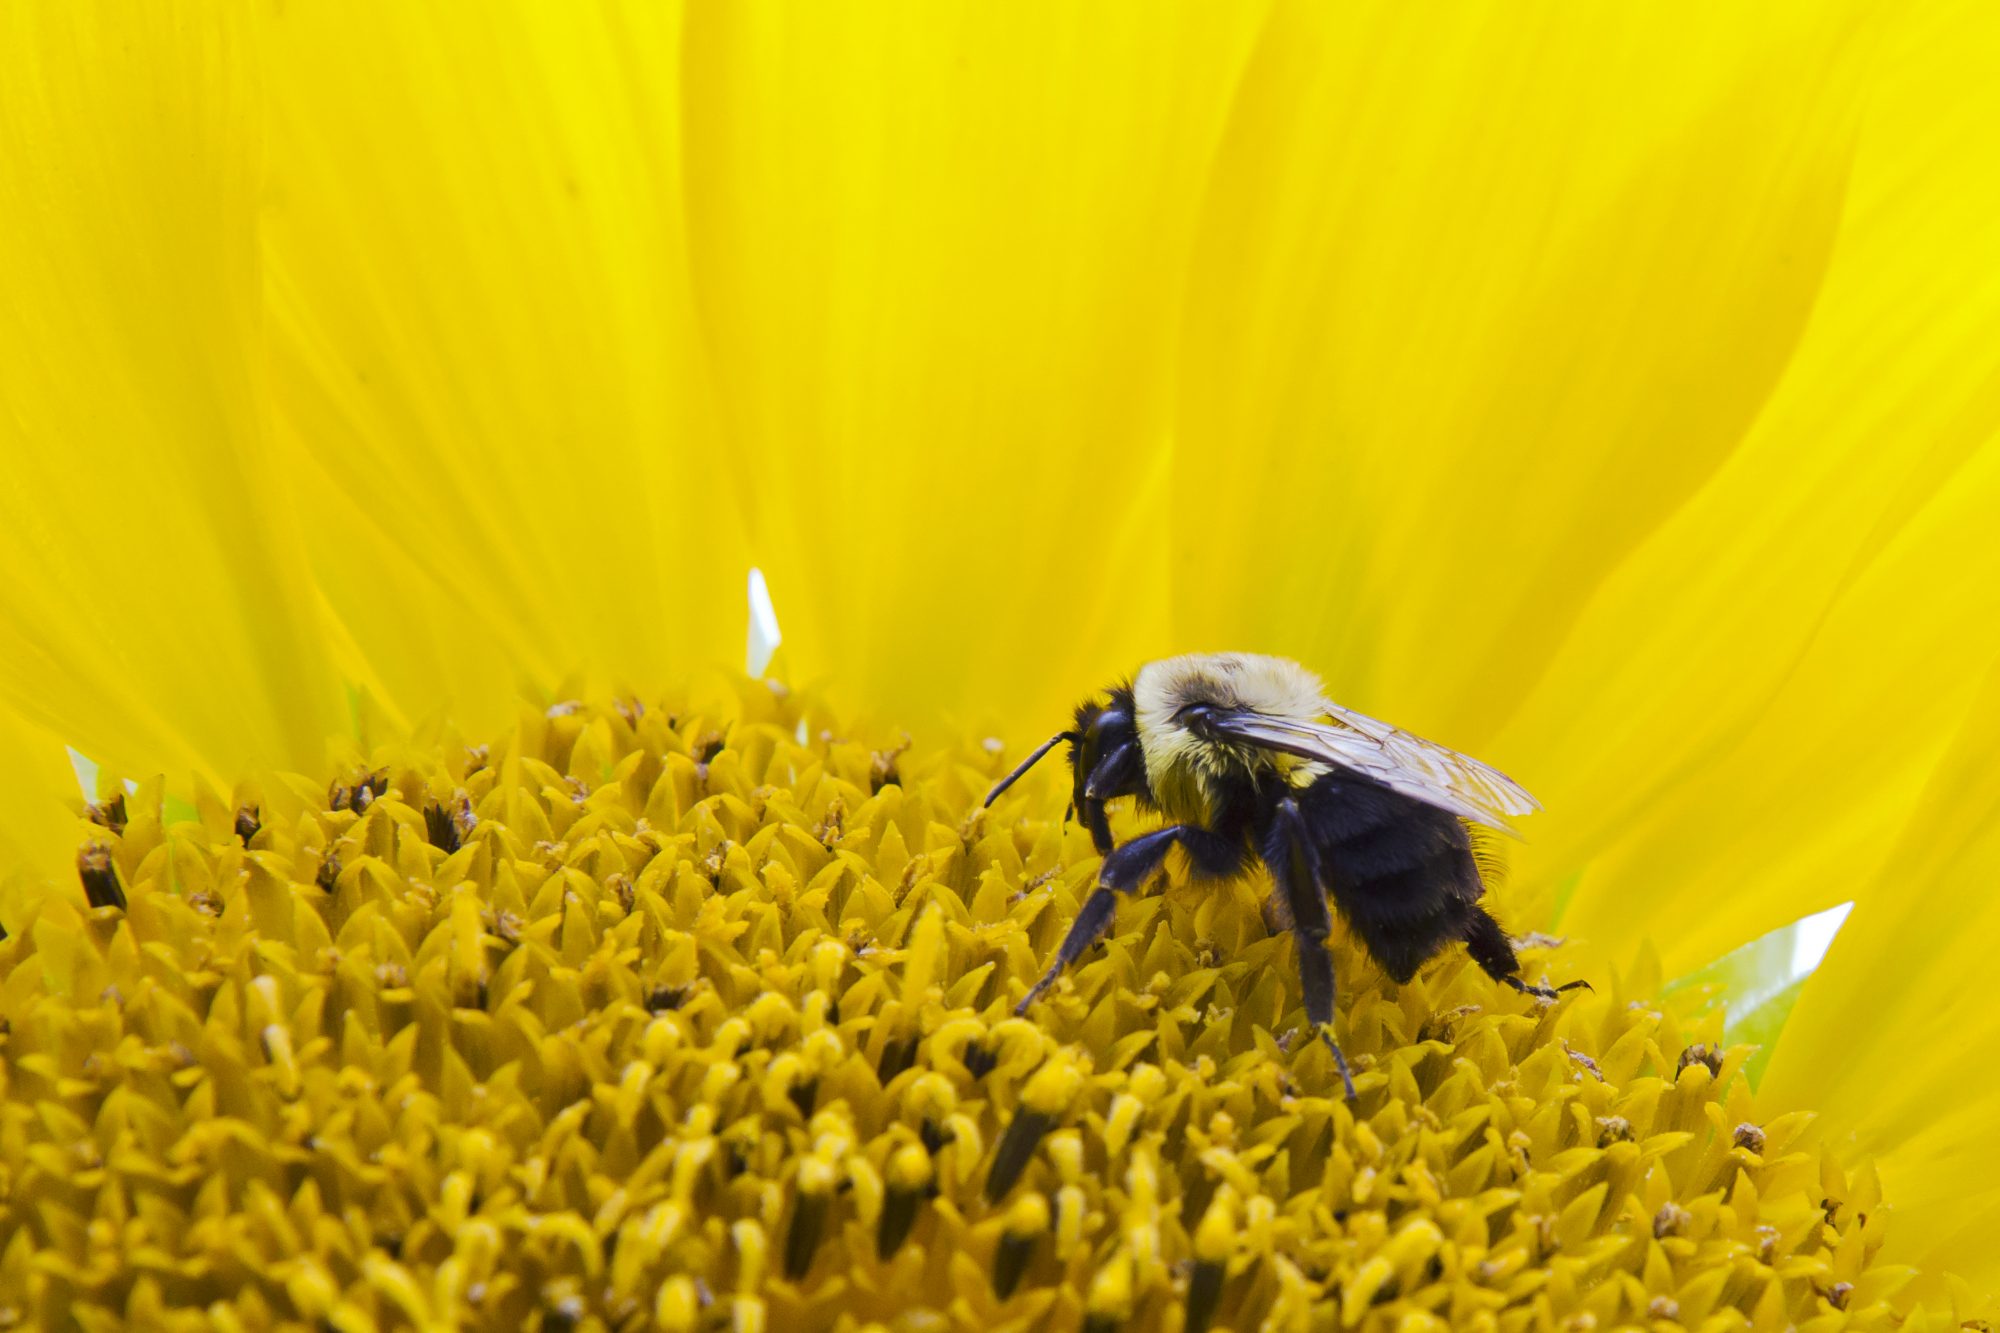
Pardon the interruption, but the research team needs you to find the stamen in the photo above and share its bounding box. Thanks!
[783,1156,837,1280]
[876,1144,931,1260]
[423,801,460,852]
[76,841,124,910]
[0,689,1932,1326]
[985,1109,1052,1204]
[86,793,127,835]
[991,1194,1048,1299]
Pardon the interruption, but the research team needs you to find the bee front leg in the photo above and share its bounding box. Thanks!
[1078,740,1143,854]
[1016,824,1243,1014]
[1266,797,1357,1101]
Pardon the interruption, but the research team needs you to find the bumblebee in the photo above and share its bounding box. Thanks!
[985,652,1584,1097]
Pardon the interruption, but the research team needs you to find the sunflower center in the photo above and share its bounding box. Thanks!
[0,683,1914,1328]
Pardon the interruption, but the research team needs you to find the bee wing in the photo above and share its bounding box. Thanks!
[1203,704,1540,837]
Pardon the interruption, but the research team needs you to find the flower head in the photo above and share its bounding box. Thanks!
[3,0,2000,1324]
[0,687,1933,1328]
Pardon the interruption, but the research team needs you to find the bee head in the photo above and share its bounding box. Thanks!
[981,682,1139,822]
[1067,685,1138,814]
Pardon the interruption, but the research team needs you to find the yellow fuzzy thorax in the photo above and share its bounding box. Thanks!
[0,682,1931,1331]
[1132,653,1330,824]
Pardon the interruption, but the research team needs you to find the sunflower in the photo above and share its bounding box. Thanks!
[2,0,1998,1328]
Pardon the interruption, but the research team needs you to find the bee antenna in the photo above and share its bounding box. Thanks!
[983,732,1079,808]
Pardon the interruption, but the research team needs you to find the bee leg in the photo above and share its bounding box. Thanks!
[1016,824,1244,1014]
[1080,796,1115,857]
[1502,975,1593,1001]
[1078,740,1143,854]
[1463,905,1592,1000]
[1266,797,1357,1101]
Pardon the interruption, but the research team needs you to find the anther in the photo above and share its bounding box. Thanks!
[86,793,127,836]
[877,1035,918,1084]
[1676,1044,1724,1080]
[1187,1190,1236,1333]
[77,842,125,911]
[782,1157,836,1280]
[985,1109,1053,1203]
[876,1144,931,1261]
[991,1194,1049,1299]
[962,1041,998,1081]
[645,983,692,1013]
[424,802,460,853]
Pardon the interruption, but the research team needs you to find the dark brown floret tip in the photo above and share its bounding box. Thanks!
[1732,1122,1766,1154]
[87,793,127,836]
[423,802,457,852]
[875,1189,922,1261]
[991,1230,1037,1299]
[329,769,388,813]
[1652,1201,1692,1240]
[1676,1043,1724,1079]
[985,1109,1054,1203]
[76,842,125,911]
[234,805,261,847]
[644,983,692,1013]
[1186,1260,1225,1333]
[870,736,912,793]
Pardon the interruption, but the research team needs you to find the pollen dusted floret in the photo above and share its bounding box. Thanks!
[0,683,1925,1330]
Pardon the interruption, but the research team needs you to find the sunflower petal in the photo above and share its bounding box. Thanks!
[1761,653,2000,1297]
[260,4,751,726]
[1501,0,2000,974]
[678,3,1271,731]
[1174,1,1870,737]
[0,4,343,780]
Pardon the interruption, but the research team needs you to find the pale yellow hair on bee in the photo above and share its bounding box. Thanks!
[1466,822,1511,890]
[1132,653,1332,823]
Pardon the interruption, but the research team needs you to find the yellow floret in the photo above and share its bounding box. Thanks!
[0,682,1930,1330]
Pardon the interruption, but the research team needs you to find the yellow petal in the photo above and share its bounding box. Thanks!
[1174,1,1869,736]
[1501,0,2000,974]
[1760,654,2000,1299]
[260,6,1283,736]
[0,708,82,894]
[260,5,750,728]
[0,4,343,782]
[677,4,1273,732]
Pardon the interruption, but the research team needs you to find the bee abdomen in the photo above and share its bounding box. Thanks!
[1296,776,1488,983]
[1299,776,1474,882]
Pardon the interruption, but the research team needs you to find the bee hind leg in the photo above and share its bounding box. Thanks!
[1504,975,1593,1001]
[1266,797,1357,1101]
[1016,823,1243,1014]
[1463,905,1592,1001]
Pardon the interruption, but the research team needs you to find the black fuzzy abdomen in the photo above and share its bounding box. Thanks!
[1296,772,1487,984]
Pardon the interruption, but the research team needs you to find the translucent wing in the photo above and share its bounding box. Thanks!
[1202,701,1541,837]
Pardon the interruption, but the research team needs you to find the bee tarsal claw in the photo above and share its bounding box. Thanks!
[1315,1026,1358,1102]
[1505,975,1588,1002]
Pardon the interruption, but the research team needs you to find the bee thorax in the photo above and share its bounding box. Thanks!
[1132,653,1329,823]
